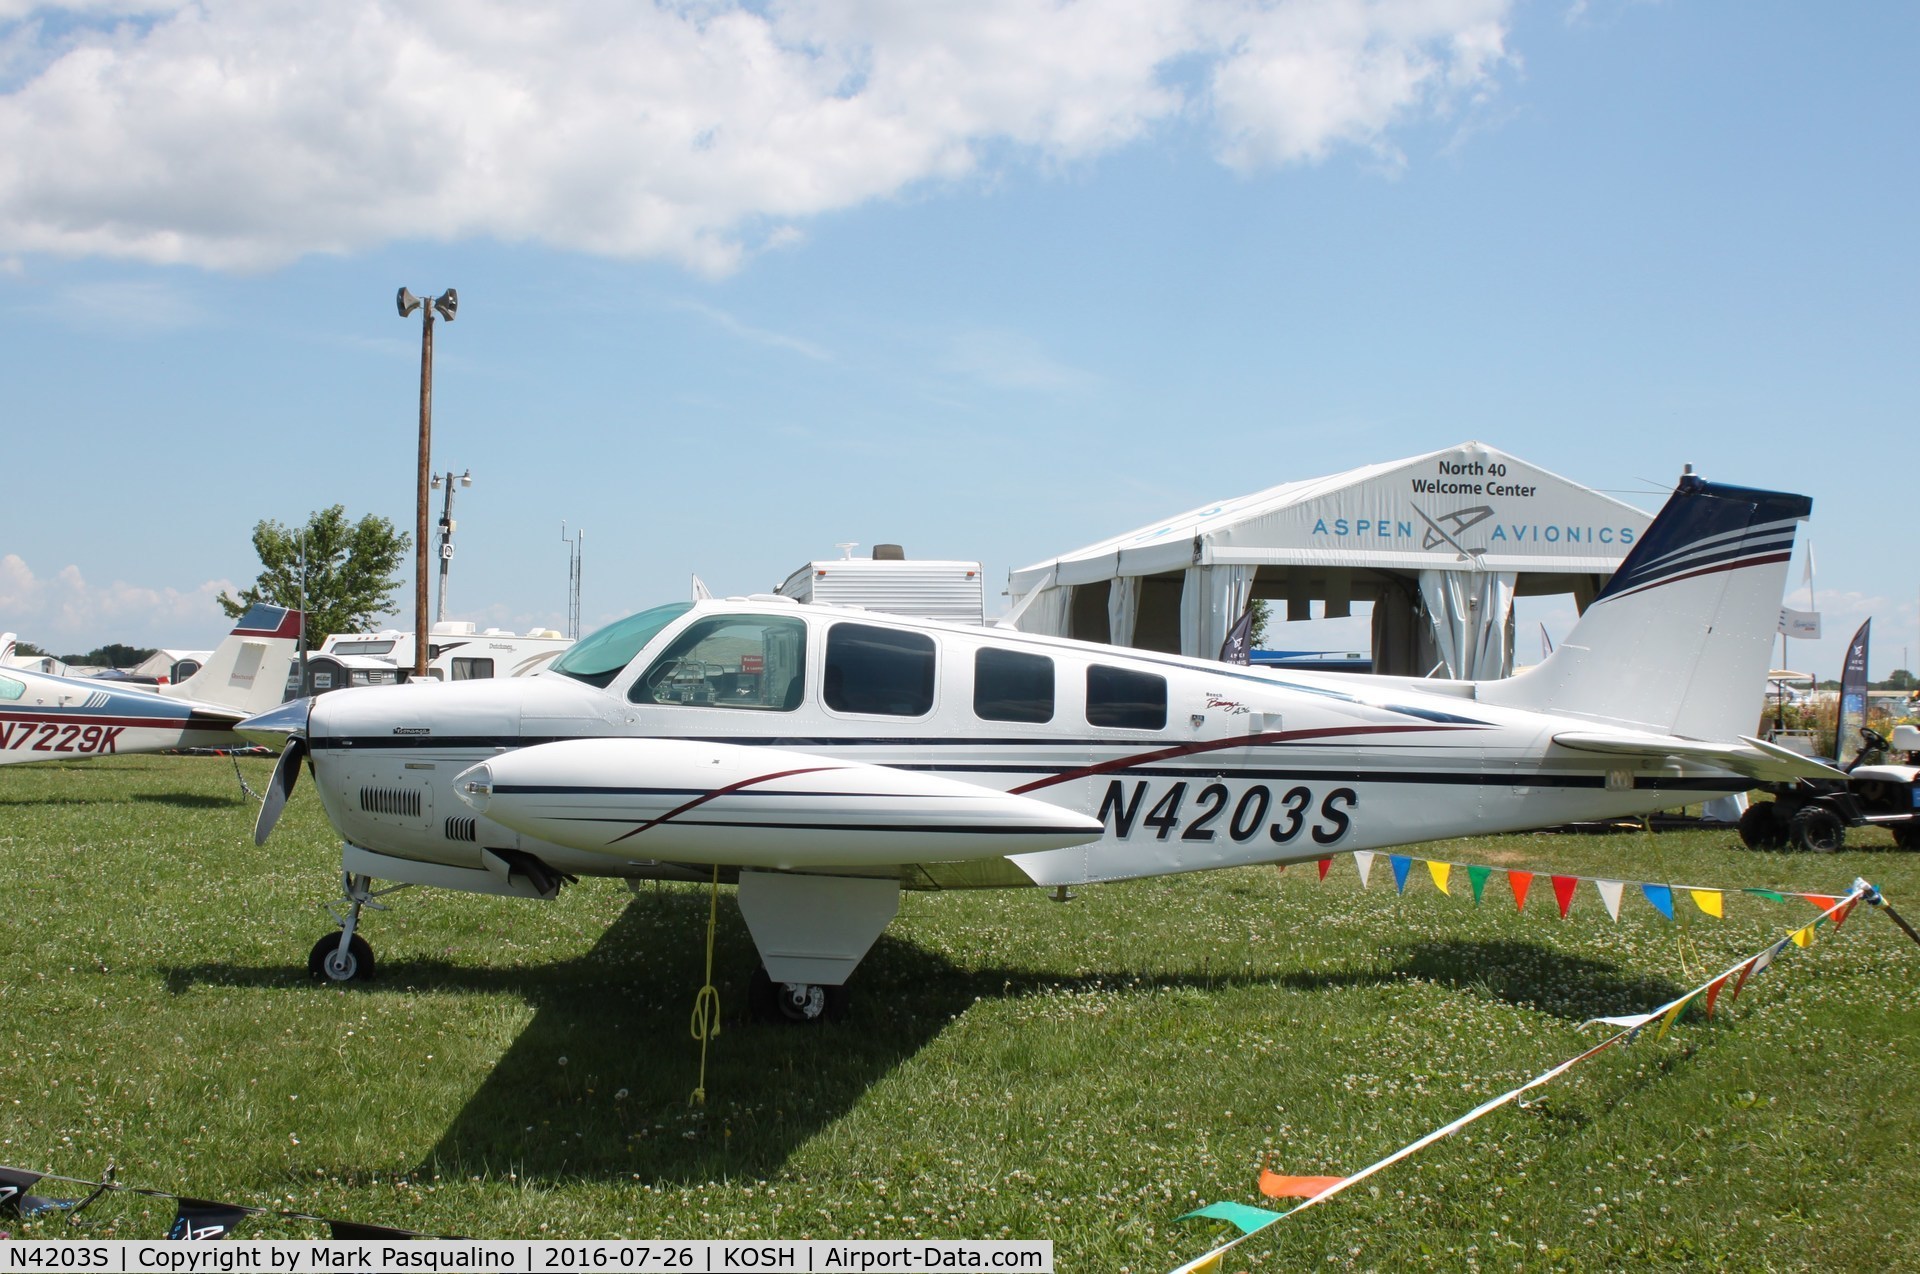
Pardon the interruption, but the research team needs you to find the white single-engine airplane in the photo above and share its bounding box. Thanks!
[0,605,302,765]
[244,476,1835,1021]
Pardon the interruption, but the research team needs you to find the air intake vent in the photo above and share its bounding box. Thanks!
[359,786,423,818]
[444,816,477,842]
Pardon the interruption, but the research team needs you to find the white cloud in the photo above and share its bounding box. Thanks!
[0,553,235,650]
[0,1,1514,273]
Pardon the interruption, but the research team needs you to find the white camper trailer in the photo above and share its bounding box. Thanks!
[300,622,573,694]
[777,545,985,624]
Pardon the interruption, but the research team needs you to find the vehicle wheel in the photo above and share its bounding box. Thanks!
[308,933,375,982]
[1893,823,1920,852]
[1787,806,1847,854]
[1738,801,1787,850]
[747,966,848,1025]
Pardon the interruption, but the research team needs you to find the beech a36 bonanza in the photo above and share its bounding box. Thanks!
[0,606,302,765]
[244,477,1835,1022]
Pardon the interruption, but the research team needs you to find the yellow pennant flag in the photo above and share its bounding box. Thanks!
[1655,994,1692,1043]
[1427,860,1452,896]
[1791,926,1815,948]
[1689,889,1724,919]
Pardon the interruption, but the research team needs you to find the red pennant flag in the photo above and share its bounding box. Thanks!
[1728,957,1758,1003]
[1702,974,1728,1018]
[1258,1169,1344,1200]
[1833,899,1856,928]
[1317,857,1332,881]
[1551,875,1579,919]
[1508,870,1534,911]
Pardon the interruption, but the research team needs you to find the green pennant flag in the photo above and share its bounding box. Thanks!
[1178,1201,1288,1234]
[1467,864,1491,903]
[1743,888,1789,903]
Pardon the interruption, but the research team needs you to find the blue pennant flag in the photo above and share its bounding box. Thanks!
[1390,854,1413,894]
[1641,883,1675,921]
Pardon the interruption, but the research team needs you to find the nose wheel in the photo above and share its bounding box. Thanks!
[747,965,849,1025]
[309,933,375,982]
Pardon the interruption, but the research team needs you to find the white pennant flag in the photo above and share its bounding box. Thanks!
[1354,851,1375,888]
[1595,879,1625,922]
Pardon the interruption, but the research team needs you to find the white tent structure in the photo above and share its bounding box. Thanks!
[1005,442,1653,679]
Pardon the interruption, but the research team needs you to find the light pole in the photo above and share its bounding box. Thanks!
[431,468,471,625]
[397,286,457,679]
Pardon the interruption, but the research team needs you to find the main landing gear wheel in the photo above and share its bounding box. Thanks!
[309,933,375,982]
[1738,801,1787,850]
[747,965,849,1025]
[1788,806,1847,854]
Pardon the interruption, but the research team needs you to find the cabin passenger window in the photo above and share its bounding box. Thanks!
[825,624,935,717]
[0,675,22,701]
[451,658,494,681]
[1086,665,1167,730]
[632,615,807,711]
[973,648,1054,723]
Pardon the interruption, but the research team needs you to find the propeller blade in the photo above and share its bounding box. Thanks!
[255,736,308,845]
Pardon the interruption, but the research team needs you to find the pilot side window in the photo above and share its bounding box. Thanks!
[825,623,935,717]
[631,615,807,711]
[1086,664,1167,730]
[973,648,1054,723]
[0,675,23,702]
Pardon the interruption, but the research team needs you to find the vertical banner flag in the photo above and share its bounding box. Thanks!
[1218,606,1254,665]
[1835,619,1871,765]
[168,1199,251,1241]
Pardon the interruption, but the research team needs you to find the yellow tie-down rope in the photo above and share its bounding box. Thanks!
[689,865,722,1106]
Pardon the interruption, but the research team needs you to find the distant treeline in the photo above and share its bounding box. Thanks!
[11,640,158,668]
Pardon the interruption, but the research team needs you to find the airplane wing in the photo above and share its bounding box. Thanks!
[1551,730,1844,784]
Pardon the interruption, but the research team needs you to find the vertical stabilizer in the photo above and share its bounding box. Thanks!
[1479,475,1809,740]
[162,605,304,716]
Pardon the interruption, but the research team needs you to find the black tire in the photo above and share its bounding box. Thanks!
[1787,806,1847,854]
[1738,801,1787,850]
[746,966,848,1025]
[308,933,375,982]
[1893,823,1920,852]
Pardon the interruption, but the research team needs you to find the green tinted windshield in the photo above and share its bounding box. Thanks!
[547,603,693,689]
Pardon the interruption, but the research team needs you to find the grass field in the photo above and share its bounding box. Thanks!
[2,754,1917,1270]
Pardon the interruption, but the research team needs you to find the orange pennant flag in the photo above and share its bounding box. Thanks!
[1508,871,1534,911]
[1800,893,1840,915]
[1259,1169,1344,1200]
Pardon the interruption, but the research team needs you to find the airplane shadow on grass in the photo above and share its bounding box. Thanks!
[161,899,1680,1187]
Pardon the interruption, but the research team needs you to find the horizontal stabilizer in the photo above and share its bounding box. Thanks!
[1552,730,1845,784]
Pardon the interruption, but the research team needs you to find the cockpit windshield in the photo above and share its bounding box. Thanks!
[546,603,692,689]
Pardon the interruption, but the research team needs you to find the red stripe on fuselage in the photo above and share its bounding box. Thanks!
[1009,723,1481,795]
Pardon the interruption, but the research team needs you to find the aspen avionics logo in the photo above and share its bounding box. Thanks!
[1308,457,1638,551]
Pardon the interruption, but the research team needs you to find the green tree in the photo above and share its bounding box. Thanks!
[1879,669,1917,691]
[12,640,49,657]
[61,643,157,668]
[218,506,410,642]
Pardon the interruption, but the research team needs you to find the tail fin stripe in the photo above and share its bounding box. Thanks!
[1623,531,1798,584]
[1598,550,1791,605]
[1634,517,1802,573]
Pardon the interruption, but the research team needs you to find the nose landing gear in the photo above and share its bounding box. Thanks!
[308,870,409,983]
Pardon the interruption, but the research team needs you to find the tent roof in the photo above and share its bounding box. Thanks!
[1009,441,1654,593]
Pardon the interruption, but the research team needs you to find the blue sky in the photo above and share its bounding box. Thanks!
[1,1,1913,678]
